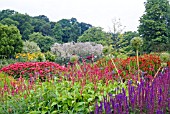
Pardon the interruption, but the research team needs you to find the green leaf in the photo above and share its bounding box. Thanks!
[28,111,41,114]
[75,102,85,107]
[51,111,58,114]
[89,105,94,111]
[88,98,93,102]
[51,102,57,107]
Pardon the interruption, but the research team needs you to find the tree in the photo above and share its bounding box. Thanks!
[69,22,81,42]
[34,15,50,22]
[79,22,92,34]
[52,23,63,43]
[10,13,34,40]
[0,24,23,58]
[138,0,170,53]
[0,9,17,20]
[57,18,92,43]
[116,31,139,56]
[39,23,52,36]
[57,19,72,43]
[31,18,46,32]
[29,32,55,52]
[20,22,34,40]
[78,27,113,46]
[0,18,19,26]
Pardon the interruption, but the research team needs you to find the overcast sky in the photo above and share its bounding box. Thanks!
[0,0,146,32]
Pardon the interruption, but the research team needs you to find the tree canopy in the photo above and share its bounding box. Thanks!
[0,24,23,58]
[78,27,113,46]
[0,9,92,43]
[138,0,170,53]
[29,32,55,52]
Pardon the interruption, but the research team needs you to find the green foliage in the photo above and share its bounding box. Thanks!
[0,9,92,44]
[56,18,92,43]
[0,9,17,20]
[22,40,41,53]
[52,23,63,43]
[36,53,46,62]
[0,24,23,58]
[116,32,138,56]
[0,59,17,69]
[160,52,170,63]
[0,18,19,26]
[29,32,55,52]
[78,27,113,46]
[102,45,114,56]
[0,79,126,113]
[160,52,170,67]
[138,0,170,53]
[44,51,56,62]
[20,22,34,40]
[10,13,34,40]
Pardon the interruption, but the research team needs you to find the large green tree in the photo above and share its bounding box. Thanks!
[0,18,19,26]
[57,18,92,43]
[0,9,17,20]
[138,0,170,53]
[52,23,63,43]
[78,27,113,46]
[10,13,34,40]
[115,31,139,56]
[29,32,55,52]
[0,24,23,58]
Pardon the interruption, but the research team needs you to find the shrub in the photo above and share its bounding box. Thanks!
[0,59,17,69]
[44,51,56,62]
[51,42,103,62]
[22,40,41,53]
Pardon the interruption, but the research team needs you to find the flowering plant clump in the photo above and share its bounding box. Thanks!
[96,54,168,80]
[94,68,170,113]
[0,62,67,80]
[15,52,46,62]
[51,42,103,59]
[0,73,35,101]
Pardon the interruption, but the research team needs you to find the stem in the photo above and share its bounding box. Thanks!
[110,58,122,83]
[154,66,162,79]
[136,49,140,82]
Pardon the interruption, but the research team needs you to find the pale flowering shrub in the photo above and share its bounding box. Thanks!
[22,40,41,53]
[51,42,103,60]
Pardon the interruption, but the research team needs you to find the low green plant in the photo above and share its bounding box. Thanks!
[0,59,17,69]
[0,77,127,113]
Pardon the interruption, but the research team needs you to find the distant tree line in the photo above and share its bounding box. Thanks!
[0,9,92,42]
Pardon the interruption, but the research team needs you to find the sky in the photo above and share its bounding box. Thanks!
[0,0,146,32]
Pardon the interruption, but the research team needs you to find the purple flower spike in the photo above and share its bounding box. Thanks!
[95,102,99,114]
[99,101,103,113]
[156,109,163,114]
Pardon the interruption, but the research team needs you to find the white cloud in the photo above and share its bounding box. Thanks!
[0,0,146,32]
